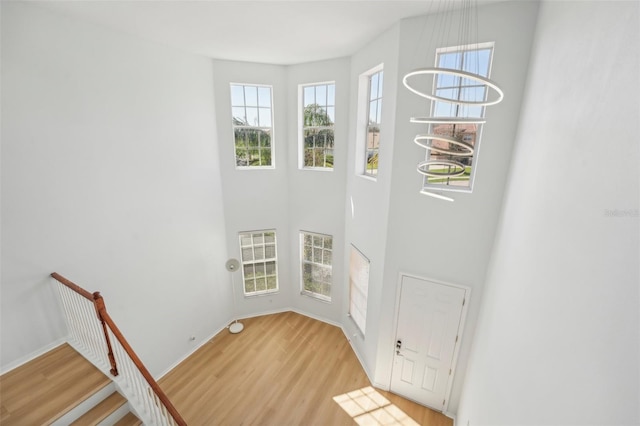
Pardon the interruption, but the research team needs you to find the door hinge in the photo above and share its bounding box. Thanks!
[443,399,446,406]
[462,298,465,306]
[455,335,459,343]
[449,368,452,375]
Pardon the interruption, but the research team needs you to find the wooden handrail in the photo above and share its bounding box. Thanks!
[51,272,187,426]
[100,309,186,426]
[51,272,94,300]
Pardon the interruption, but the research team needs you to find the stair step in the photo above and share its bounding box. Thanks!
[0,343,111,425]
[70,391,126,425]
[113,412,143,426]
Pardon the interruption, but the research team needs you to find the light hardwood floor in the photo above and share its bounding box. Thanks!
[159,311,453,426]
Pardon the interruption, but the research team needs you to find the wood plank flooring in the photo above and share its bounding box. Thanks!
[159,311,453,426]
[0,343,111,425]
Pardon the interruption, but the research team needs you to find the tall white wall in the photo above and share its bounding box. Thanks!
[285,58,350,323]
[0,2,231,375]
[377,2,539,413]
[343,23,401,379]
[212,60,293,318]
[212,58,350,324]
[457,1,640,425]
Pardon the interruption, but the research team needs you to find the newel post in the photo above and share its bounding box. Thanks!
[93,292,119,377]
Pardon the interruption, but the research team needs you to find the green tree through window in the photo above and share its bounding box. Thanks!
[301,83,335,169]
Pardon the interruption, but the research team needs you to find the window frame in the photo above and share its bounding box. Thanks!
[299,82,336,171]
[299,231,333,302]
[230,83,275,170]
[355,63,384,180]
[421,42,495,193]
[348,244,370,335]
[238,230,279,296]
[364,69,383,178]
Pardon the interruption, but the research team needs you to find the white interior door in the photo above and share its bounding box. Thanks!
[390,275,466,411]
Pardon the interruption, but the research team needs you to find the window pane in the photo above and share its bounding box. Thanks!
[259,108,272,127]
[264,243,276,259]
[256,278,267,291]
[369,101,379,125]
[303,244,312,261]
[243,264,254,278]
[439,52,461,68]
[245,107,258,126]
[370,73,379,98]
[265,261,276,276]
[266,276,277,290]
[436,73,459,89]
[240,235,252,247]
[232,107,246,123]
[460,86,487,103]
[323,249,332,265]
[304,86,315,106]
[244,86,258,106]
[326,106,335,123]
[242,247,254,261]
[316,85,327,105]
[435,88,459,104]
[254,245,264,260]
[327,84,335,105]
[257,86,271,107]
[231,85,245,106]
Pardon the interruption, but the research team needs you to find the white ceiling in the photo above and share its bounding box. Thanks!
[29,0,506,65]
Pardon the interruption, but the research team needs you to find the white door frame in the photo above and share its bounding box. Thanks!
[389,272,471,413]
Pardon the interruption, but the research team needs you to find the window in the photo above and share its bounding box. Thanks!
[349,245,370,335]
[239,230,278,295]
[230,84,273,168]
[364,69,383,177]
[301,83,335,169]
[300,231,333,301]
[422,44,494,191]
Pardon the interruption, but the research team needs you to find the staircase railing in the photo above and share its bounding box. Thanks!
[51,272,187,426]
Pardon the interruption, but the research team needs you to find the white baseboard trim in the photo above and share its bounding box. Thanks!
[288,307,342,329]
[339,326,375,385]
[0,336,68,375]
[157,322,230,380]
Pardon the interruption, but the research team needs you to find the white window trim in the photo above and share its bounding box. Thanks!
[421,42,495,193]
[238,229,279,297]
[355,63,384,180]
[299,231,333,303]
[230,83,276,170]
[298,81,336,171]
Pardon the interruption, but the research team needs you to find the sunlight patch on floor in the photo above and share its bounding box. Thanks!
[333,386,420,426]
